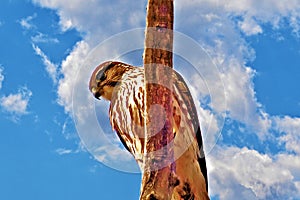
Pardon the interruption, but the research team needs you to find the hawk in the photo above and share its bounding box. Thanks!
[89,61,209,199]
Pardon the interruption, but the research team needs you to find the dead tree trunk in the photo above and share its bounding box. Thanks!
[141,0,175,199]
[141,0,209,200]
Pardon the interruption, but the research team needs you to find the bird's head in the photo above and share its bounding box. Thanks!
[89,61,130,101]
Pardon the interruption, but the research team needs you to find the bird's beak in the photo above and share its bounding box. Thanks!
[95,93,101,100]
[91,87,101,100]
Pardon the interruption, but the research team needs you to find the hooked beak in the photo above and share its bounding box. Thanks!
[95,92,101,100]
[91,87,101,100]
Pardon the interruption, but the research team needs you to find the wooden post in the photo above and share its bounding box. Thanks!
[141,0,175,199]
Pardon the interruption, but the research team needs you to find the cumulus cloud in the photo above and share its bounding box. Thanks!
[57,40,90,113]
[0,67,32,121]
[209,146,299,200]
[175,1,275,141]
[32,0,146,42]
[273,116,300,154]
[276,154,300,186]
[32,44,59,84]
[238,17,263,36]
[0,87,32,116]
[228,0,300,37]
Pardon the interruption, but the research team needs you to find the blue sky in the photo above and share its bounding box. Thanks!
[1,1,300,200]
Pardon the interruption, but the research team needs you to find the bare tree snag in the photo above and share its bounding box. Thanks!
[141,0,175,199]
[141,0,209,200]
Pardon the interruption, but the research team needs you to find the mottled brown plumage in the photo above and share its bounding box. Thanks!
[89,61,209,199]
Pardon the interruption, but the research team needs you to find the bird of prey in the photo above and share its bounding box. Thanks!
[89,61,209,199]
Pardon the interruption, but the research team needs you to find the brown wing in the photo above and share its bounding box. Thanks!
[108,66,208,192]
[172,70,208,192]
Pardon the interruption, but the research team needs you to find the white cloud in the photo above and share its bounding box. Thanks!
[0,68,32,121]
[55,141,86,155]
[290,14,300,37]
[57,40,90,113]
[0,87,32,116]
[0,66,4,90]
[277,153,300,176]
[33,44,59,84]
[94,145,133,163]
[32,0,146,41]
[175,0,300,42]
[219,62,272,139]
[18,13,37,30]
[55,148,73,155]
[273,116,300,154]
[217,0,300,34]
[209,146,300,200]
[31,32,59,43]
[175,0,283,140]
[238,17,263,36]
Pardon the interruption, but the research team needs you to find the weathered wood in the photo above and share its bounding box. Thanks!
[141,0,209,199]
[142,0,175,199]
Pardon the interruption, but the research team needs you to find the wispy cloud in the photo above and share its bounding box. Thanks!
[55,141,86,155]
[94,145,133,163]
[0,87,32,117]
[32,44,59,84]
[18,13,37,30]
[55,148,73,155]
[0,66,4,90]
[19,13,59,44]
[31,32,59,43]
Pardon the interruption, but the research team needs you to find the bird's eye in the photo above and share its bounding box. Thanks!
[96,70,106,82]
